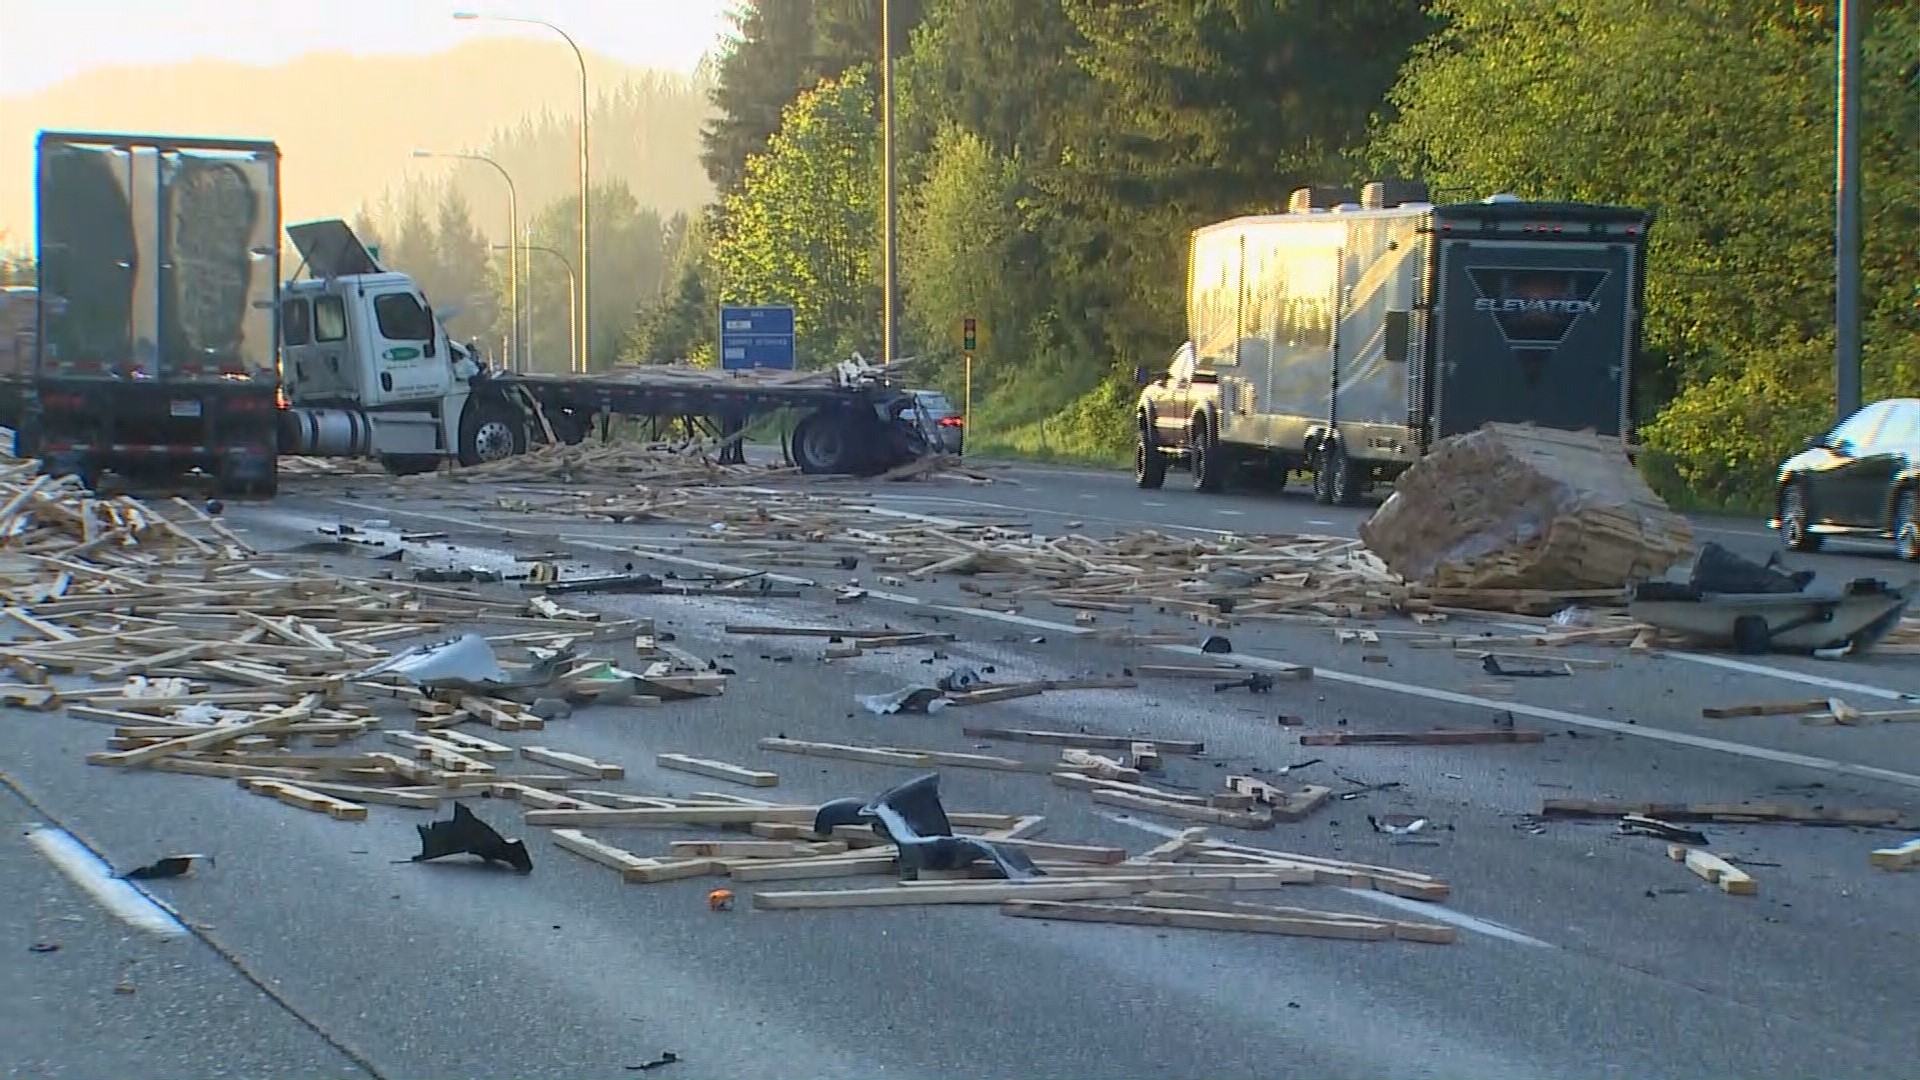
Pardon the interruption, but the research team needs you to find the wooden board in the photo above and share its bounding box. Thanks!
[1868,838,1920,871]
[1542,798,1900,827]
[656,753,779,787]
[1667,844,1757,895]
[1000,900,1393,940]
[518,746,625,780]
[1134,891,1455,944]
[1301,729,1543,746]
[752,880,1137,909]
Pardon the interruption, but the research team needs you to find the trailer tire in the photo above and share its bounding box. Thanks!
[1189,417,1225,493]
[1134,432,1166,489]
[792,411,856,474]
[458,399,527,467]
[1310,446,1334,505]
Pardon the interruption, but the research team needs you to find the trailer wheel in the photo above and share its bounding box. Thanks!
[1731,615,1772,656]
[1328,446,1360,506]
[1310,447,1334,505]
[458,399,527,467]
[1189,418,1225,493]
[792,411,856,474]
[1134,433,1166,489]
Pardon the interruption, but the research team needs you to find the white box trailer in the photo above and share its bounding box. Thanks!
[1136,182,1652,503]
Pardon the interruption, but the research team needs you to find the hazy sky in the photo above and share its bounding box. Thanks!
[0,0,736,97]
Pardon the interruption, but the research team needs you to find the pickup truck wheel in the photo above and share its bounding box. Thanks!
[458,400,526,467]
[1896,490,1918,562]
[1778,481,1823,552]
[1135,433,1166,489]
[1190,420,1225,493]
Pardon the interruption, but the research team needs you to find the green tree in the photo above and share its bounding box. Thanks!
[429,188,496,349]
[625,209,719,365]
[701,1,821,191]
[709,71,881,365]
[900,125,1029,382]
[525,179,669,372]
[1373,0,1920,505]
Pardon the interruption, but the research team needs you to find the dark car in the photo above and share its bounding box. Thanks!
[910,389,964,454]
[1774,397,1920,561]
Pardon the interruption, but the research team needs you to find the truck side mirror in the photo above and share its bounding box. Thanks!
[1383,310,1410,364]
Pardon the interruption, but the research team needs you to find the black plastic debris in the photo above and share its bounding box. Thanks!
[1200,635,1232,654]
[813,773,1043,881]
[541,572,664,595]
[1617,813,1709,846]
[412,803,532,873]
[120,853,211,880]
[1692,542,1812,594]
[1214,672,1274,694]
[1482,655,1569,678]
[626,1051,681,1071]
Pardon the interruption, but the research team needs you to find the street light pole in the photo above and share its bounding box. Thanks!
[1834,0,1864,421]
[415,149,518,372]
[497,242,578,374]
[455,11,589,374]
[880,0,899,367]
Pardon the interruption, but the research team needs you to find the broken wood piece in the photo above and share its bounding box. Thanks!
[1667,844,1757,895]
[1133,892,1455,944]
[549,829,724,882]
[87,693,325,768]
[723,624,954,641]
[753,880,1136,909]
[728,851,899,882]
[518,746,624,780]
[1225,776,1333,822]
[669,840,845,859]
[242,779,369,821]
[1541,798,1899,827]
[959,727,1203,755]
[1300,729,1543,746]
[1001,899,1392,940]
[245,779,440,809]
[655,753,779,787]
[1059,748,1139,782]
[1129,742,1162,773]
[1088,788,1273,830]
[1869,838,1920,871]
[1701,698,1830,719]
[0,684,61,709]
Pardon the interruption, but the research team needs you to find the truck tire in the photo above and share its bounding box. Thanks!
[1312,442,1358,506]
[1134,431,1166,489]
[1310,446,1334,505]
[458,399,527,467]
[791,411,855,474]
[1189,417,1225,493]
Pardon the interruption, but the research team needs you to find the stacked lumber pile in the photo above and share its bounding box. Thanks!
[0,466,726,818]
[526,796,1455,942]
[1361,423,1694,592]
[412,441,784,486]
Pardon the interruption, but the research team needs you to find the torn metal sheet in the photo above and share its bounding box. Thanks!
[813,773,1042,880]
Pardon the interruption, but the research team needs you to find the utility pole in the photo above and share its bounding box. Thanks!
[1834,0,1864,421]
[880,0,899,366]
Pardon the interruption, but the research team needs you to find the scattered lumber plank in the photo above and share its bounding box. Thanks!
[1701,699,1829,719]
[960,727,1203,755]
[753,880,1137,909]
[1300,729,1543,746]
[1088,788,1274,830]
[1667,844,1757,895]
[518,746,625,780]
[1134,891,1455,944]
[1869,838,1920,871]
[656,753,779,787]
[1001,900,1393,940]
[242,779,368,821]
[1541,798,1901,827]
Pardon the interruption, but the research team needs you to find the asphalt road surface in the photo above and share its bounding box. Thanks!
[3,460,1915,1080]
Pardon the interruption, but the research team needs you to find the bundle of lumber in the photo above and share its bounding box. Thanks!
[0,467,738,819]
[1360,423,1694,591]
[413,441,785,486]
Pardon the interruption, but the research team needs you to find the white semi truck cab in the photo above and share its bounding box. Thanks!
[279,218,528,473]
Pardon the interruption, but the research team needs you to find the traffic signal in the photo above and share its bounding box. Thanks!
[962,316,977,352]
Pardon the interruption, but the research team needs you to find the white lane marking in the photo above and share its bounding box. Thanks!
[861,493,1242,536]
[1215,509,1244,516]
[1307,519,1336,526]
[334,501,1920,790]
[1099,813,1554,947]
[1490,619,1918,703]
[1143,501,1167,507]
[1339,888,1554,949]
[1657,652,1917,702]
[27,827,190,938]
[1096,812,1190,839]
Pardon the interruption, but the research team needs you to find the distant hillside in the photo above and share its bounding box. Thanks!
[0,38,715,250]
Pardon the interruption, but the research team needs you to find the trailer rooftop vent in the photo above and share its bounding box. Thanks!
[1482,192,1523,204]
[1361,180,1432,210]
[1288,186,1357,213]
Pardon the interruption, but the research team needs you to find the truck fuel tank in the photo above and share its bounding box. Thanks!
[281,407,375,456]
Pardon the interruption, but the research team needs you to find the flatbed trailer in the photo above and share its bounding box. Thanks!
[499,365,927,473]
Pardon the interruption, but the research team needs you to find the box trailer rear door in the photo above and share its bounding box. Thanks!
[1430,238,1637,439]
